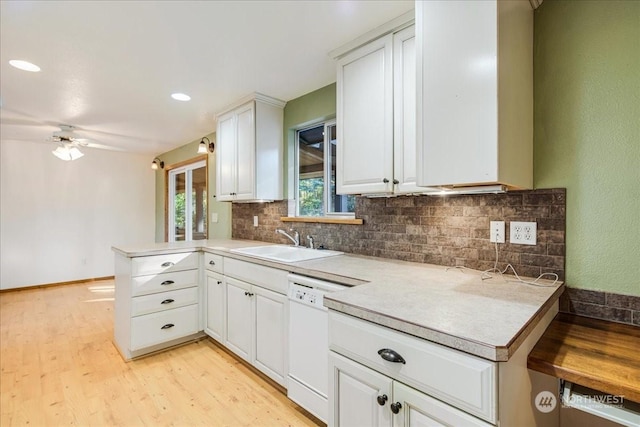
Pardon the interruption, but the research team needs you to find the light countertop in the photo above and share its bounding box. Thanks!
[112,239,564,361]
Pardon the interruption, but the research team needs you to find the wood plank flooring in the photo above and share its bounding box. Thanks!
[0,280,323,426]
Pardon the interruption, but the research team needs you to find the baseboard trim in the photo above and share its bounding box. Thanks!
[0,276,115,293]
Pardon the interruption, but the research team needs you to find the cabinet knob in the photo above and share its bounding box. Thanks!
[244,291,254,297]
[160,299,175,305]
[377,394,388,406]
[161,261,175,267]
[209,260,216,265]
[390,402,402,414]
[217,281,222,285]
[382,178,389,184]
[160,280,175,286]
[161,323,175,330]
[393,179,399,185]
[378,348,406,364]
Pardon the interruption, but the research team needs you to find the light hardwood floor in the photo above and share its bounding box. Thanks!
[0,280,323,426]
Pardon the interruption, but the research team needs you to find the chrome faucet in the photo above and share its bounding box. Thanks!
[306,235,315,249]
[275,228,300,246]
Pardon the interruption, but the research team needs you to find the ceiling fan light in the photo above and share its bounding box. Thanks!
[68,146,84,160]
[52,144,83,161]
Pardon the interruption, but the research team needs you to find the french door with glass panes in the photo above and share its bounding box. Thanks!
[168,160,207,241]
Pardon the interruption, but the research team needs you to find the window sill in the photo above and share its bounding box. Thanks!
[280,216,363,225]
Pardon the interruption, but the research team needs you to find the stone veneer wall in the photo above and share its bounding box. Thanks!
[232,187,640,326]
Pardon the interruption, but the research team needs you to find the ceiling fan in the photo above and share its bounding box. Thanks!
[48,125,120,160]
[1,109,128,159]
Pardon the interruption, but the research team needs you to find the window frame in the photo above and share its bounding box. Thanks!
[294,120,354,218]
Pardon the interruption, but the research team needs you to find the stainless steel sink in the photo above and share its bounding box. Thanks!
[230,245,343,263]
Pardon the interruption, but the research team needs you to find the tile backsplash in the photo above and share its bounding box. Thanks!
[232,188,566,280]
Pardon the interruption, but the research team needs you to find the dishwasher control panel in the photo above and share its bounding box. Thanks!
[289,283,325,310]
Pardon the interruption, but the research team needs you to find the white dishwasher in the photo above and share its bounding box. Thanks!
[287,274,348,423]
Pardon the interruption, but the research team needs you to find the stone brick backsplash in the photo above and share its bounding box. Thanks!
[559,288,640,326]
[232,188,566,280]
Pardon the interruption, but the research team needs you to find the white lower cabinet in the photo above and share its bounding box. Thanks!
[254,285,288,386]
[223,261,288,387]
[225,277,254,361]
[329,351,491,427]
[204,270,226,343]
[114,251,202,360]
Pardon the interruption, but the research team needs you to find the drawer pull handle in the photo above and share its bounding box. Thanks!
[161,323,175,330]
[161,261,174,267]
[209,260,216,265]
[160,280,175,286]
[390,402,402,414]
[244,291,254,297]
[161,299,174,305]
[377,395,388,406]
[378,348,406,364]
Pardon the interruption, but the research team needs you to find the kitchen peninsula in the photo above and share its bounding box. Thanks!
[113,238,564,426]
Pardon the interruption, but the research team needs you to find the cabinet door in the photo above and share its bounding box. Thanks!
[337,34,394,195]
[391,382,492,427]
[225,277,253,362]
[234,102,256,201]
[416,1,499,187]
[216,111,237,201]
[205,271,225,343]
[393,25,427,195]
[253,286,288,386]
[329,351,393,427]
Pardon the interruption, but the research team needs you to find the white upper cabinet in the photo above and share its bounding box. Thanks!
[215,93,285,202]
[416,0,533,190]
[335,16,431,196]
[337,34,393,195]
[392,25,425,195]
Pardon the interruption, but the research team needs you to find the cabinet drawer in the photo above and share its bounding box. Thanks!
[204,253,224,273]
[131,252,199,277]
[131,269,198,296]
[130,304,199,351]
[225,258,287,294]
[329,311,497,424]
[131,287,198,317]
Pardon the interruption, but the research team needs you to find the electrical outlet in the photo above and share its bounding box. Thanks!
[510,221,537,245]
[490,221,505,243]
[253,215,259,227]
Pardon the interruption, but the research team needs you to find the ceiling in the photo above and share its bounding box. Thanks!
[0,0,413,155]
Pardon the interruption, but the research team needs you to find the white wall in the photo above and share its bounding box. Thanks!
[0,140,155,290]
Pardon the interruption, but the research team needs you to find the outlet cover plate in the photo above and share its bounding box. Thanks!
[510,221,537,245]
[490,221,505,243]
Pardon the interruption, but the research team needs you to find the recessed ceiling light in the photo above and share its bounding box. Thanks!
[9,59,41,72]
[171,93,191,101]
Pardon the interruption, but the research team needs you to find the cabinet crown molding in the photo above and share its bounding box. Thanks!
[329,10,414,60]
[215,92,286,120]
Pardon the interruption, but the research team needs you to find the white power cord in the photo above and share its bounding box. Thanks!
[481,241,559,287]
[446,241,559,287]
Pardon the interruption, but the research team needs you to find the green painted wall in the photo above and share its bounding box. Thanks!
[283,83,337,198]
[154,133,232,242]
[534,0,640,295]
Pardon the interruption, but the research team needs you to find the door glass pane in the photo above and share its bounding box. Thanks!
[174,171,186,241]
[191,166,207,240]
